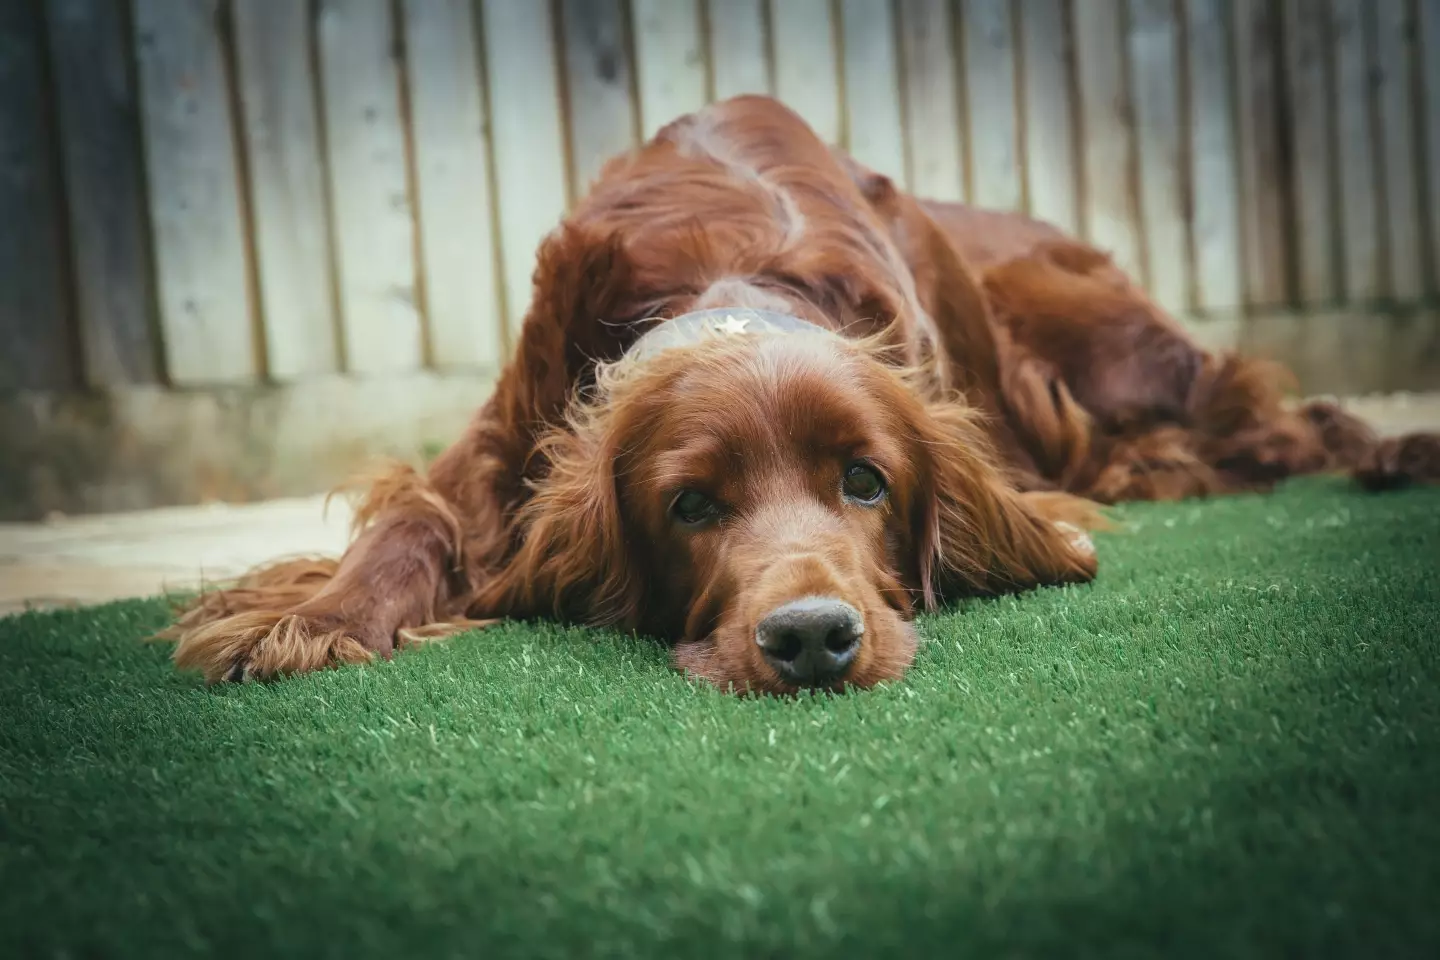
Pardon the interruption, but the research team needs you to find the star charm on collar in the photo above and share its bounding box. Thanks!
[713,314,750,336]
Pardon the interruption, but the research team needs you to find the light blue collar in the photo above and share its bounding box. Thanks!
[624,308,836,364]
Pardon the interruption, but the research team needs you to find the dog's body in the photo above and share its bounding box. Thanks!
[168,96,1437,692]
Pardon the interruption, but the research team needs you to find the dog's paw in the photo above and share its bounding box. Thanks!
[1355,433,1440,491]
[174,611,374,684]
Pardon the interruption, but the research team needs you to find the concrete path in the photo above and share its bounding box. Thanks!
[3,392,1439,615]
[0,496,352,615]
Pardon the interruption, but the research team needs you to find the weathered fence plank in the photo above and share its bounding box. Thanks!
[1073,0,1142,276]
[316,0,421,375]
[402,0,504,371]
[1421,0,1440,297]
[1128,0,1188,311]
[631,0,706,138]
[1185,0,1242,312]
[708,0,771,99]
[45,0,159,388]
[839,0,908,184]
[1281,0,1338,304]
[1329,0,1381,303]
[897,0,965,201]
[132,0,256,385]
[961,0,1021,210]
[560,0,638,198]
[1232,0,1288,307]
[1,0,75,393]
[771,0,842,143]
[233,0,339,379]
[1372,0,1424,302]
[480,0,569,341]
[1018,0,1078,232]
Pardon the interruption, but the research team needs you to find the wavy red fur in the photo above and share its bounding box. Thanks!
[165,96,1438,691]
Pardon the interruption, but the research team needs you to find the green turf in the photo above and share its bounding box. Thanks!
[3,478,1439,958]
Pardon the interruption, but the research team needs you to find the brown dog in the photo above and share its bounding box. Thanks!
[166,96,1437,693]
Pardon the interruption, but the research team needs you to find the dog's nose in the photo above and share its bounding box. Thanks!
[755,597,863,686]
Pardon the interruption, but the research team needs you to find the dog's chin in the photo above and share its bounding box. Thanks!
[670,632,777,695]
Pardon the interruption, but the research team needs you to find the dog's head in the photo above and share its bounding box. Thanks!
[480,323,1097,694]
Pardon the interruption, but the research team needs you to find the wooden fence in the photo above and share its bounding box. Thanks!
[3,0,1439,397]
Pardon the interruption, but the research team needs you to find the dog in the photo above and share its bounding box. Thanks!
[166,96,1438,694]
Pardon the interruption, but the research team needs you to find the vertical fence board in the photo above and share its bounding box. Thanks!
[1185,0,1242,312]
[132,0,255,385]
[770,0,842,143]
[233,0,338,380]
[632,0,706,138]
[1421,0,1440,295]
[1280,0,1338,304]
[316,0,422,376]
[0,0,74,393]
[1073,0,1143,275]
[1373,0,1424,302]
[1019,0,1078,232]
[402,0,503,371]
[1127,0,1188,310]
[1329,0,1380,302]
[46,0,158,388]
[480,0,569,341]
[707,0,771,99]
[840,0,908,184]
[961,0,1022,210]
[560,0,638,197]
[1232,0,1287,306]
[897,0,964,200]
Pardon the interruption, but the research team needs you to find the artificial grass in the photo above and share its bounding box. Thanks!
[2,478,1438,958]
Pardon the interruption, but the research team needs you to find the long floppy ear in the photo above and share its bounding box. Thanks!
[912,399,1099,608]
[471,410,642,628]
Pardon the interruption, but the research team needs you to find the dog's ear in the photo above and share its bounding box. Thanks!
[474,405,642,628]
[909,399,1099,608]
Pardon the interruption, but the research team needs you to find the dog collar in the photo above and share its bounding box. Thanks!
[623,307,837,365]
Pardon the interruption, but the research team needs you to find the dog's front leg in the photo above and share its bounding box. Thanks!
[167,463,471,682]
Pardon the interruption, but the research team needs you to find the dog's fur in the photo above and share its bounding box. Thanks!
[165,97,1439,693]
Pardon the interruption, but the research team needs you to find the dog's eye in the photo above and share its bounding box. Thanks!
[671,490,719,525]
[842,462,886,504]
